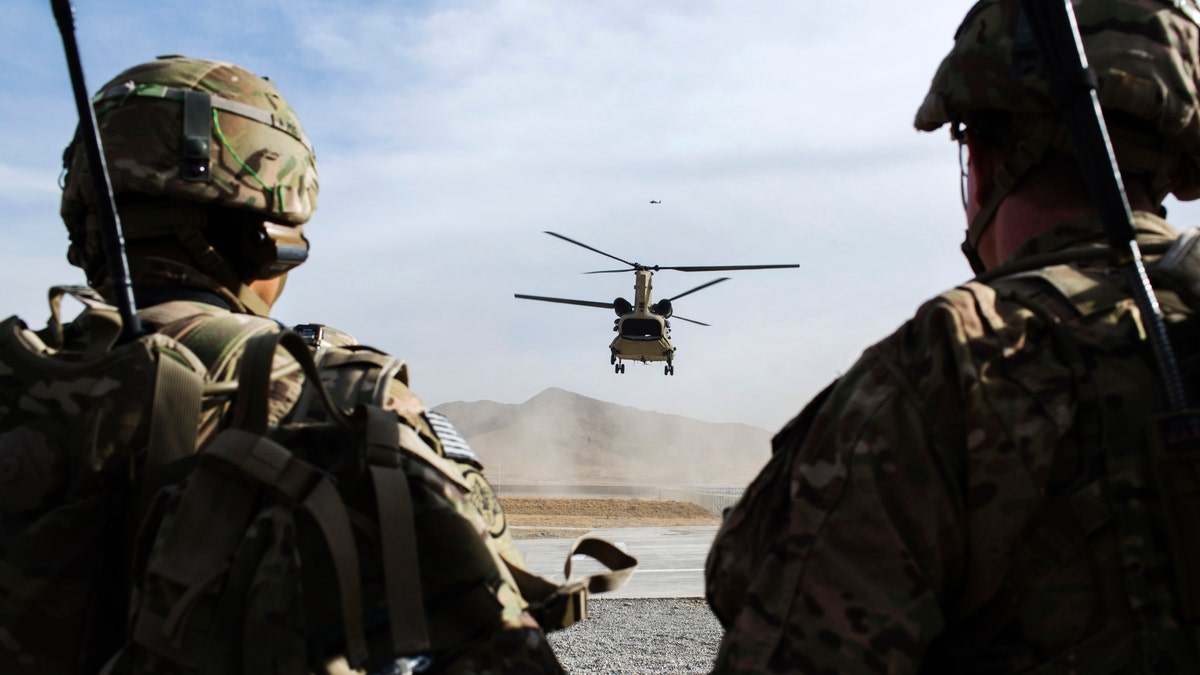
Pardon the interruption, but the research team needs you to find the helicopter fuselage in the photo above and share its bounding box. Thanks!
[609,269,675,367]
[609,326,674,364]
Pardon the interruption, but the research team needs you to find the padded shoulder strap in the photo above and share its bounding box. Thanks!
[139,336,207,515]
[230,330,354,435]
[300,345,432,446]
[142,301,282,382]
[135,331,375,670]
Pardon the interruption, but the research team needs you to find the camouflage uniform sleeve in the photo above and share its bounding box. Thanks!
[710,291,980,673]
[374,379,563,671]
[425,409,531,571]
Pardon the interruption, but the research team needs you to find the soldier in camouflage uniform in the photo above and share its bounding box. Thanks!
[705,0,1200,672]
[58,55,562,673]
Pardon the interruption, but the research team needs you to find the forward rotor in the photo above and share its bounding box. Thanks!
[543,231,800,274]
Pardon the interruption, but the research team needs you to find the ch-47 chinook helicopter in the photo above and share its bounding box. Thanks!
[515,231,798,375]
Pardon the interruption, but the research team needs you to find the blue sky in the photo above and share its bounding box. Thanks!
[6,1,1192,434]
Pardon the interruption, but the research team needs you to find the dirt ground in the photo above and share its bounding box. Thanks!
[501,497,721,539]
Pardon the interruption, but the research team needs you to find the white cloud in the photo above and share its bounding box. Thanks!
[0,0,1055,432]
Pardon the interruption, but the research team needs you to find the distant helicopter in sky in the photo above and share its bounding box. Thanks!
[649,200,661,204]
[515,231,798,375]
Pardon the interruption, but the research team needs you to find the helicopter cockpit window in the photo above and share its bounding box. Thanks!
[620,318,663,339]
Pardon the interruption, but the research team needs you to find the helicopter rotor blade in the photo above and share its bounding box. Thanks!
[544,231,638,269]
[658,264,801,272]
[668,277,730,302]
[588,263,799,274]
[672,314,711,326]
[514,293,615,310]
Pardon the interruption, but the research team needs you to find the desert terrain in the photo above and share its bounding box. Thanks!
[436,387,771,487]
[502,497,721,539]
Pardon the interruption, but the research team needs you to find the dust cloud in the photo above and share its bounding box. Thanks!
[435,387,772,489]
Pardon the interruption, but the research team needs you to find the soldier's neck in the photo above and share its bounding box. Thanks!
[977,168,1158,270]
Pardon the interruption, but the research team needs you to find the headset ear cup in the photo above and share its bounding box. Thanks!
[239,222,309,280]
[239,223,275,280]
[259,222,309,278]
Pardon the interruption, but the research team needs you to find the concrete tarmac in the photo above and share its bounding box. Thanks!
[514,525,719,599]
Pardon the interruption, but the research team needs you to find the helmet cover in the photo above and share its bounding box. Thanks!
[61,55,318,269]
[915,0,1200,199]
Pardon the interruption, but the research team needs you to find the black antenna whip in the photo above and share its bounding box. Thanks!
[1019,0,1186,411]
[51,0,142,340]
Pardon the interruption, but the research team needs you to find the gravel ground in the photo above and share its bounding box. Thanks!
[500,498,724,672]
[547,597,722,674]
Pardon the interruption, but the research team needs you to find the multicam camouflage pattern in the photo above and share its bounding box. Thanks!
[62,55,317,224]
[61,55,318,280]
[0,289,209,674]
[706,212,1200,673]
[915,0,1200,200]
[121,300,560,672]
[126,391,558,674]
[374,448,561,673]
[123,253,538,579]
[1,275,561,672]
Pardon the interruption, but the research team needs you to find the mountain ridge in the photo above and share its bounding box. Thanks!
[434,387,771,487]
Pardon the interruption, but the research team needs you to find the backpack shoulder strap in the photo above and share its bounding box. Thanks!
[221,331,443,663]
[131,330,381,671]
[312,342,639,631]
[140,301,281,379]
[137,333,208,512]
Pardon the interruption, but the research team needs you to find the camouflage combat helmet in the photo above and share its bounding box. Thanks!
[60,55,318,313]
[914,0,1200,269]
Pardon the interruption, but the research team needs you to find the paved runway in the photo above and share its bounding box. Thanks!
[514,525,719,599]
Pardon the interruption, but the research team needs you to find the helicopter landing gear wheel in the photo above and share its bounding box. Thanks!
[664,364,674,376]
[615,362,625,374]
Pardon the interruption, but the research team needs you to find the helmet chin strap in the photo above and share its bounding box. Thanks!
[958,117,1180,274]
[961,119,1059,275]
[961,239,989,276]
[171,220,273,316]
[100,202,275,316]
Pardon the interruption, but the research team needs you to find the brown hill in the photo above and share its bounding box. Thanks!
[433,387,771,487]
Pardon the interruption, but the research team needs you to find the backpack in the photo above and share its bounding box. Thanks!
[0,286,208,674]
[0,287,636,674]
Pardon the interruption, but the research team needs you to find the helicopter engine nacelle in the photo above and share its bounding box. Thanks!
[614,297,633,316]
[651,299,673,318]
